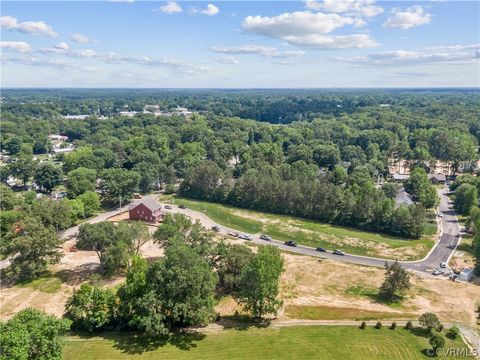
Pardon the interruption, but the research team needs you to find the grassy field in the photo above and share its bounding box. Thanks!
[18,274,63,293]
[160,196,434,260]
[63,326,468,360]
[284,305,416,321]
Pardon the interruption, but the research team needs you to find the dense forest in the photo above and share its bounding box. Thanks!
[1,89,479,242]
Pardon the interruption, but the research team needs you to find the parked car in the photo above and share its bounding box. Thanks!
[260,234,272,241]
[315,247,327,252]
[239,233,253,240]
[178,204,186,209]
[447,244,456,249]
[439,262,447,268]
[227,231,239,237]
[211,226,220,232]
[164,205,173,210]
[333,250,345,256]
[284,240,297,247]
[432,268,444,276]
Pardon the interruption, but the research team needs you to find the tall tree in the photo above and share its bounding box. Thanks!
[379,261,411,301]
[66,167,97,198]
[34,162,63,193]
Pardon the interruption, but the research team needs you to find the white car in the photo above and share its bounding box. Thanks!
[439,262,447,268]
[239,233,253,240]
[432,268,444,276]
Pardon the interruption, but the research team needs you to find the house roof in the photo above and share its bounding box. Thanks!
[393,173,410,181]
[428,173,447,182]
[128,198,162,212]
[395,187,414,206]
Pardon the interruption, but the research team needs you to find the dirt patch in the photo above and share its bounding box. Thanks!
[279,253,480,327]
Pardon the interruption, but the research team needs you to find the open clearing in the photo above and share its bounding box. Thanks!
[63,326,467,360]
[160,196,434,260]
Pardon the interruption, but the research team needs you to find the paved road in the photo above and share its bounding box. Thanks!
[0,189,459,276]
[170,187,460,276]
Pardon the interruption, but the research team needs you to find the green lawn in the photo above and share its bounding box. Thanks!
[160,196,434,260]
[63,326,468,360]
[284,305,415,321]
[18,274,63,293]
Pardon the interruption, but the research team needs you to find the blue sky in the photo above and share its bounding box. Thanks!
[1,1,479,87]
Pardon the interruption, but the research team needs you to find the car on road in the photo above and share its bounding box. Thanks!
[260,234,272,241]
[447,244,456,249]
[239,233,253,240]
[315,247,327,252]
[438,213,443,218]
[178,204,186,209]
[284,240,297,247]
[164,205,172,210]
[333,250,345,256]
[432,268,444,276]
[227,231,239,237]
[211,226,220,232]
[439,262,447,268]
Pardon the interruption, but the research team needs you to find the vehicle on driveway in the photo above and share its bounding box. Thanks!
[447,244,456,249]
[239,233,253,240]
[432,268,445,275]
[178,204,186,209]
[211,226,220,232]
[260,234,272,241]
[439,262,447,268]
[316,247,327,252]
[227,231,239,237]
[284,240,297,247]
[333,250,345,256]
[164,205,172,210]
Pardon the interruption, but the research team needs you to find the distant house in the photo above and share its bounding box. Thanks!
[428,173,447,184]
[392,173,410,182]
[128,198,164,223]
[395,187,414,206]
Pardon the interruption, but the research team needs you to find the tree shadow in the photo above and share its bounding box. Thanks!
[216,314,271,331]
[55,263,100,286]
[409,326,431,338]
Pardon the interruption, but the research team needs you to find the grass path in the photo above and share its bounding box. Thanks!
[63,326,467,360]
[161,196,434,260]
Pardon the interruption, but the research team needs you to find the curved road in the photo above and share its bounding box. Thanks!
[171,187,460,276]
[0,188,460,276]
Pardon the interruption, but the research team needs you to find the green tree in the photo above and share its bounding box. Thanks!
[4,217,62,280]
[66,167,97,198]
[9,155,36,186]
[404,168,439,209]
[0,184,17,210]
[64,283,116,332]
[429,333,445,353]
[419,312,441,332]
[0,308,71,360]
[379,261,411,301]
[454,183,478,216]
[100,168,140,207]
[34,162,63,193]
[239,245,284,318]
[32,199,73,231]
[216,243,254,293]
[77,191,101,217]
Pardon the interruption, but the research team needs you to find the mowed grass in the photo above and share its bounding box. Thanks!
[18,274,63,293]
[160,196,434,260]
[284,305,416,321]
[63,326,467,360]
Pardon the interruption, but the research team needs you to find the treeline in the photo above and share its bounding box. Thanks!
[180,160,426,239]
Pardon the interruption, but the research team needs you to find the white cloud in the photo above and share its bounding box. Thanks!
[241,10,378,49]
[55,42,69,51]
[215,56,239,64]
[384,6,432,30]
[305,0,383,18]
[210,45,306,58]
[200,4,220,16]
[158,1,182,14]
[0,41,32,53]
[71,33,92,43]
[335,44,480,65]
[0,15,57,37]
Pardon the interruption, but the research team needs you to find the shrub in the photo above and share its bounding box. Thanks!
[390,321,397,330]
[429,333,445,352]
[405,321,413,330]
[446,326,460,339]
[359,321,366,329]
[375,321,382,329]
[419,312,440,332]
[164,184,176,194]
[437,324,444,332]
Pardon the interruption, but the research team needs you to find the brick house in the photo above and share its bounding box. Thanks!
[128,198,164,223]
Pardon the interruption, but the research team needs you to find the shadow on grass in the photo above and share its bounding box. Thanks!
[73,330,206,355]
[216,314,271,331]
[409,327,432,338]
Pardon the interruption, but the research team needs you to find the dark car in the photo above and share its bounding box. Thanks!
[447,244,456,249]
[260,234,272,241]
[284,240,297,247]
[178,204,186,209]
[333,250,345,256]
[315,247,327,252]
[164,205,173,210]
[211,226,220,232]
